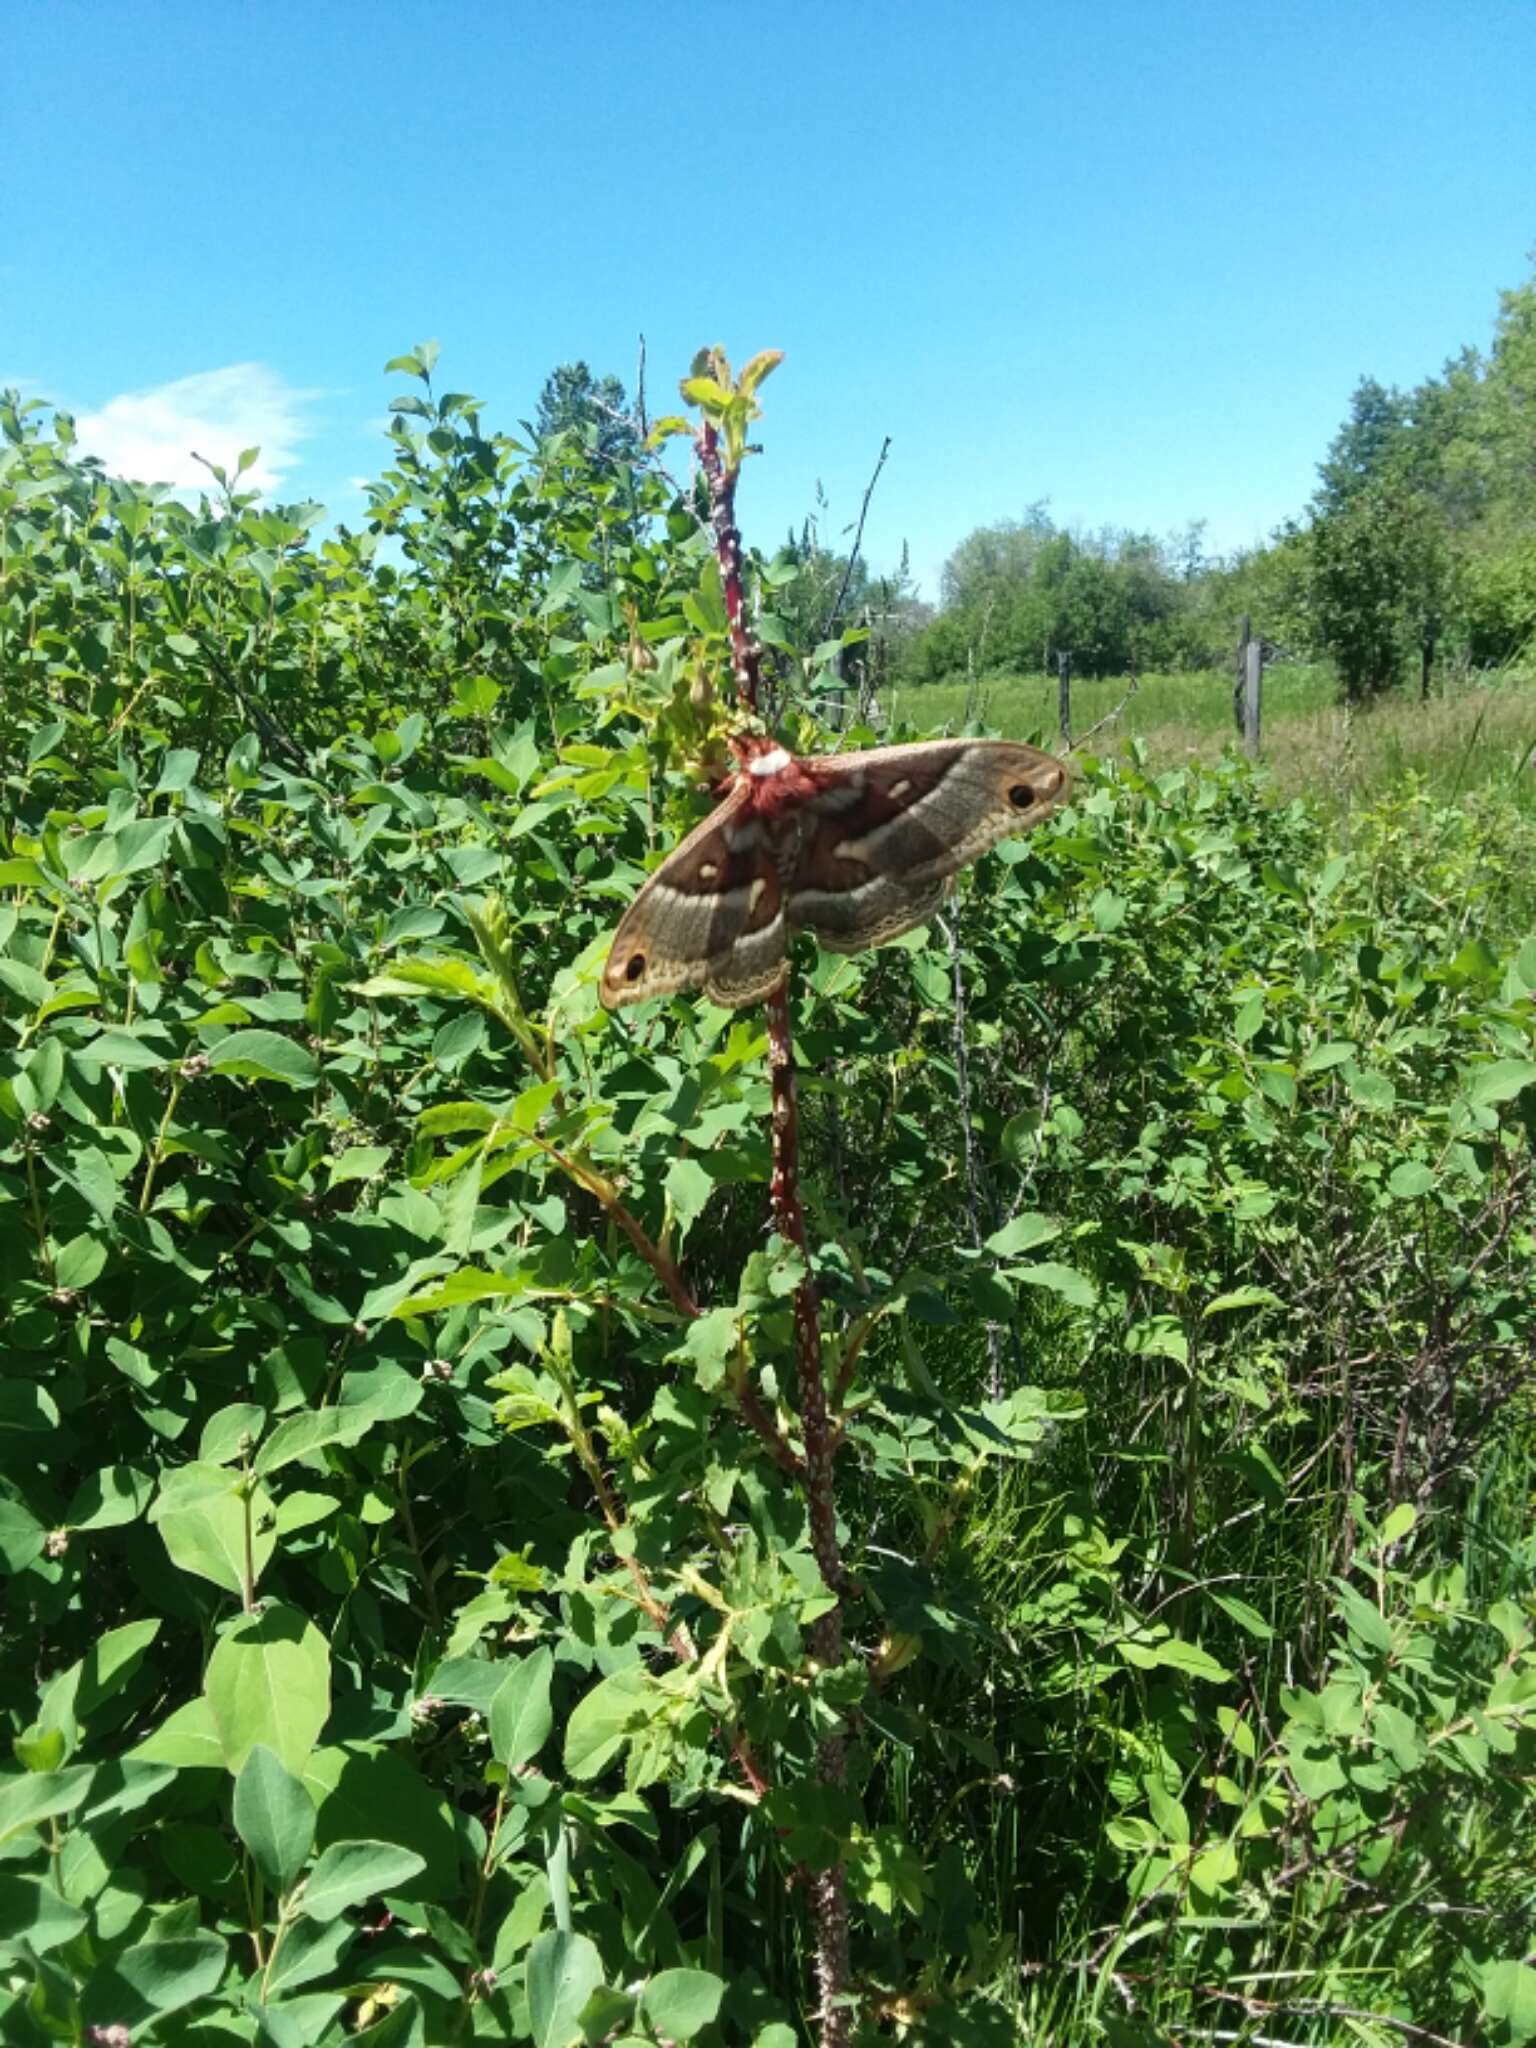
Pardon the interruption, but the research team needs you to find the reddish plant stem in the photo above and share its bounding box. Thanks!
[702,420,763,708]
[764,989,845,1604]
[528,1133,798,1475]
[530,1135,700,1318]
[767,981,852,2047]
[699,404,852,2048]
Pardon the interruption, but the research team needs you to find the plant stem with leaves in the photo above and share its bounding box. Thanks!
[692,365,853,2048]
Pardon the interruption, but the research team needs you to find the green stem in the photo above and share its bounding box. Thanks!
[139,1074,185,1214]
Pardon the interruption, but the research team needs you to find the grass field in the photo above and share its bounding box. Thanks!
[891,659,1536,810]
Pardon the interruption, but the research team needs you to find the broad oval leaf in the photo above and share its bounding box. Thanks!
[207,1028,320,1087]
[234,1744,316,1890]
[301,1839,427,1922]
[489,1648,555,1771]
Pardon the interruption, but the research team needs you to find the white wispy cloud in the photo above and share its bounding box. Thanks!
[75,363,316,495]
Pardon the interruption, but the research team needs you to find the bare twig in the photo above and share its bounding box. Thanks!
[199,647,310,770]
[1068,670,1140,755]
[1191,1984,1468,2048]
[937,912,1003,1396]
[822,434,892,641]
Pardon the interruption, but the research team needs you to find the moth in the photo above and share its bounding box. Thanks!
[600,736,1069,1010]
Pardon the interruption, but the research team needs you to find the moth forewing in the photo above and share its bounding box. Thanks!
[599,783,787,1010]
[838,739,1068,883]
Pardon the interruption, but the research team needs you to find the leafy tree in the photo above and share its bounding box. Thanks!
[920,515,1197,680]
[1310,476,1449,699]
[939,502,1058,612]
[1484,270,1536,518]
[533,358,641,464]
[1315,375,1412,513]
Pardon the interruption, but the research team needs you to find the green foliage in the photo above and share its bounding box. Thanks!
[1307,266,1536,691]
[533,361,642,470]
[1,352,1534,2048]
[1310,476,1449,699]
[909,511,1198,683]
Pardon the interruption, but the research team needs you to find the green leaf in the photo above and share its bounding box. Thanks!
[1119,1637,1232,1683]
[301,1839,426,1922]
[53,1232,107,1290]
[0,1875,87,1954]
[0,959,50,1007]
[1481,1958,1536,2043]
[261,1913,355,1995]
[1208,1592,1275,1641]
[199,1400,268,1465]
[1232,991,1265,1043]
[82,1932,227,2030]
[1144,1774,1190,1846]
[1006,1259,1096,1307]
[84,816,176,880]
[389,1269,534,1317]
[0,1766,94,1847]
[564,1666,651,1781]
[73,1027,168,1070]
[1387,1160,1436,1200]
[664,1156,714,1236]
[1448,937,1501,984]
[235,1744,316,1890]
[984,1212,1060,1258]
[1203,1286,1282,1316]
[640,1968,725,2041]
[350,1996,427,2048]
[1345,1066,1396,1110]
[1256,1063,1297,1108]
[72,1619,163,1724]
[155,1463,276,1595]
[329,1144,392,1186]
[254,1402,381,1476]
[0,1497,46,1572]
[205,1603,331,1774]
[489,1649,554,1771]
[1334,1583,1396,1656]
[0,1381,59,1433]
[66,1463,153,1531]
[152,747,201,795]
[1300,1038,1356,1073]
[1189,1839,1239,1894]
[1466,1058,1536,1107]
[128,1696,226,1768]
[208,1028,320,1087]
[526,1928,605,2048]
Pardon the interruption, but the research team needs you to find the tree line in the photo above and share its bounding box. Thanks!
[545,260,1536,704]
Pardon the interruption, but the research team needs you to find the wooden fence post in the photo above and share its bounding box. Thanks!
[1243,636,1263,759]
[1234,614,1250,737]
[1421,611,1439,704]
[1057,649,1071,745]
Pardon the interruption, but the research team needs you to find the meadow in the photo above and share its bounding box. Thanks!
[893,659,1536,809]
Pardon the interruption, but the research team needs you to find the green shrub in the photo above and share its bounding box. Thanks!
[2,365,1534,2046]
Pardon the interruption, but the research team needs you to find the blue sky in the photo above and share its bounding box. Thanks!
[7,1,1535,600]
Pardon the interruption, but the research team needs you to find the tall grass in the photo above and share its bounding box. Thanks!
[891,660,1536,812]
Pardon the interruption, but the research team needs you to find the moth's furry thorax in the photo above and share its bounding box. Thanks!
[729,735,820,819]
